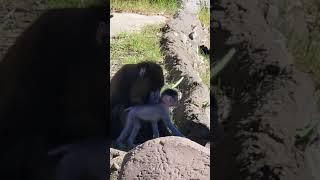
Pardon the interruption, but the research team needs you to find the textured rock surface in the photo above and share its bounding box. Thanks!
[119,136,210,180]
[161,0,210,145]
[213,0,320,179]
[110,148,127,180]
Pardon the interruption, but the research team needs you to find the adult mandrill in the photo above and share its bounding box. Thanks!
[110,61,165,140]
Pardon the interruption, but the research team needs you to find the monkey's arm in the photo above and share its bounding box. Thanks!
[163,115,184,137]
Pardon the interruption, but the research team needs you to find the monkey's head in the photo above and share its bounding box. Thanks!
[128,61,164,105]
[160,89,178,107]
[137,61,164,91]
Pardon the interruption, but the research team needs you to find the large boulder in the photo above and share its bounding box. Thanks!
[119,136,210,180]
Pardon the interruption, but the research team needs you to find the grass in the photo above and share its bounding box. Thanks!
[111,0,180,15]
[198,1,210,27]
[197,0,210,85]
[110,24,164,65]
[199,48,210,86]
[46,0,103,8]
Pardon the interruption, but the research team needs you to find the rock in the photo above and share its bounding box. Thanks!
[161,1,210,145]
[110,148,127,179]
[213,0,320,179]
[181,33,188,43]
[119,136,210,180]
[266,4,279,26]
[110,154,126,169]
[189,31,196,40]
[305,137,320,180]
[111,162,121,171]
[110,148,126,158]
[205,142,210,148]
[199,45,209,55]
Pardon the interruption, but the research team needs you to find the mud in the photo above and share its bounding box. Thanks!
[161,0,210,145]
[213,0,320,179]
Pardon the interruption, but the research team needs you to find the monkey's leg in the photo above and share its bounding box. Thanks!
[127,120,141,147]
[115,116,133,145]
[151,122,159,138]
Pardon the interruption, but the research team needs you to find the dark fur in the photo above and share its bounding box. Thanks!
[50,138,107,180]
[110,61,165,140]
[0,7,106,180]
[110,61,164,107]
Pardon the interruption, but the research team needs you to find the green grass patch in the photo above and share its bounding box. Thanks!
[197,1,210,85]
[111,24,164,65]
[111,0,180,15]
[46,0,102,8]
[198,0,210,27]
[199,48,210,86]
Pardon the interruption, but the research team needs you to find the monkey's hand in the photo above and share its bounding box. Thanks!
[175,132,185,137]
[170,124,184,137]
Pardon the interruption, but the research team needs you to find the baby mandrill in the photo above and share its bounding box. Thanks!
[115,89,184,148]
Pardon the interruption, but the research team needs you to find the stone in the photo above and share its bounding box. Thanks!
[119,136,210,180]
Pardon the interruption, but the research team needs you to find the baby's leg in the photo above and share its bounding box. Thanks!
[127,119,141,147]
[115,112,134,144]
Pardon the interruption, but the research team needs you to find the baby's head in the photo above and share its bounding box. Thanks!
[160,89,178,107]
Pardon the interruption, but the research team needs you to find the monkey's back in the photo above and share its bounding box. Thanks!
[131,104,167,122]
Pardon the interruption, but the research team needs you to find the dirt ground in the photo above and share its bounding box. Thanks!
[109,12,168,78]
[0,0,45,61]
[213,0,320,179]
[110,12,167,37]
